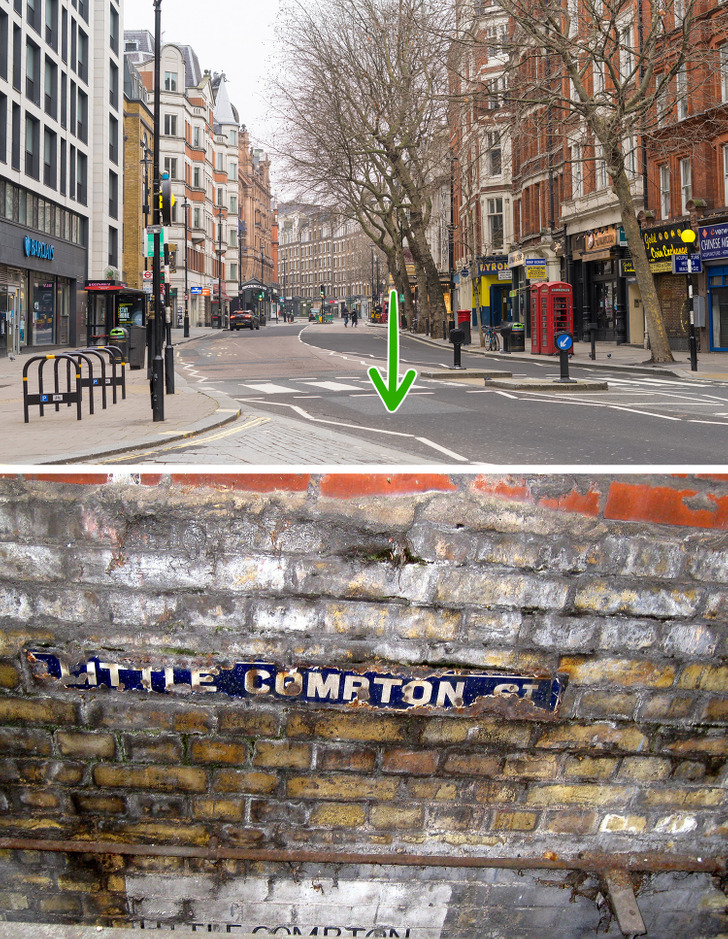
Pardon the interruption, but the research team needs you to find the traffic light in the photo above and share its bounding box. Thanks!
[320,284,325,298]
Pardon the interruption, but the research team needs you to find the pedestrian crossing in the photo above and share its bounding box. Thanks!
[236,377,432,397]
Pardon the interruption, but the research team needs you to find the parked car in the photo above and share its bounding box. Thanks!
[230,310,260,330]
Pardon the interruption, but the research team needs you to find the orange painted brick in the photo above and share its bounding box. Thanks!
[170,473,311,492]
[287,775,398,800]
[382,749,440,775]
[93,764,207,792]
[604,481,728,529]
[320,474,457,497]
[538,485,602,516]
[471,476,532,502]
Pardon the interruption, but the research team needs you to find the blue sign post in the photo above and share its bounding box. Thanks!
[554,332,576,383]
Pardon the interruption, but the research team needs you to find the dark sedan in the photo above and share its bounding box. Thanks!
[230,310,260,330]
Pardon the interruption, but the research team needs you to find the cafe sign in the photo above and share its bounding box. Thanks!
[29,651,565,715]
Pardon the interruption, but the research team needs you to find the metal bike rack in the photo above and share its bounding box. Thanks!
[22,353,83,423]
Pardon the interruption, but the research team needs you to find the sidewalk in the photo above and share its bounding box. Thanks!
[1,322,725,466]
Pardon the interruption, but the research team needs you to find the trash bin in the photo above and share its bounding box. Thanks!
[499,323,512,353]
[510,322,525,352]
[108,326,129,363]
[128,325,146,370]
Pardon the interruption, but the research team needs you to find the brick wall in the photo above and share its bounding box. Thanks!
[0,473,725,937]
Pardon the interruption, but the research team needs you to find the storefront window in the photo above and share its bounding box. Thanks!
[32,275,54,344]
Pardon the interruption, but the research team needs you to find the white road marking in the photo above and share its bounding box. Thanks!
[239,382,298,394]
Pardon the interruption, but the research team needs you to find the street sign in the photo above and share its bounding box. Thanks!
[672,254,702,274]
[142,270,153,281]
[190,286,202,295]
[555,332,573,352]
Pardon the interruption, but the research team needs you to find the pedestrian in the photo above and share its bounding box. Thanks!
[343,309,349,327]
[351,309,358,327]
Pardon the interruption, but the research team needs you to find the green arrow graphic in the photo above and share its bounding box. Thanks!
[368,290,418,413]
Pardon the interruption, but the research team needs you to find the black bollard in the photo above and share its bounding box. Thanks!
[554,332,576,383]
[449,327,466,369]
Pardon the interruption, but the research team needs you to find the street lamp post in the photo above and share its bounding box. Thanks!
[217,205,223,328]
[181,198,190,338]
[150,0,164,421]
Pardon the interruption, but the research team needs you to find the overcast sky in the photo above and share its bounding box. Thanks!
[122,0,283,181]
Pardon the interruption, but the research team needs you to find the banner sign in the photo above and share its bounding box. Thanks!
[699,222,728,261]
[28,652,564,714]
[525,259,547,280]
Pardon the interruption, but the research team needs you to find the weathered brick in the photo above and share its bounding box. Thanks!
[0,662,20,688]
[109,820,209,845]
[642,788,725,808]
[309,802,366,827]
[678,665,728,692]
[93,764,207,792]
[639,694,695,721]
[407,780,461,800]
[542,810,598,834]
[188,738,248,765]
[287,712,407,743]
[502,754,559,779]
[57,731,116,760]
[573,581,699,618]
[491,810,539,831]
[599,814,647,833]
[0,728,52,756]
[370,805,424,829]
[0,697,78,725]
[383,748,440,775]
[558,656,676,688]
[287,775,399,800]
[217,709,279,736]
[578,691,639,719]
[662,735,728,757]
[252,740,312,770]
[526,784,633,806]
[18,789,62,810]
[617,757,672,782]
[191,798,246,821]
[702,698,728,722]
[39,896,83,914]
[318,747,377,772]
[536,723,649,753]
[473,781,521,804]
[211,769,278,794]
[71,793,126,814]
[429,806,482,830]
[563,755,619,779]
[122,734,183,763]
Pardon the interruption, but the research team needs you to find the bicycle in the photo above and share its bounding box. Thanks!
[484,326,500,351]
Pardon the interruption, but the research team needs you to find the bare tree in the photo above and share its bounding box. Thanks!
[454,0,709,362]
[271,0,454,334]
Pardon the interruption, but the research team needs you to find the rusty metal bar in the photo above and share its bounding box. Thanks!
[0,836,723,875]
[604,869,647,937]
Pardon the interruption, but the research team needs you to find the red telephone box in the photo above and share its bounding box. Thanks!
[530,282,548,354]
[536,282,573,355]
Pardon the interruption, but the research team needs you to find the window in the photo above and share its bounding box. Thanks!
[676,66,687,121]
[44,56,57,118]
[193,207,200,228]
[193,125,200,147]
[164,70,177,91]
[217,186,223,205]
[721,46,728,103]
[228,160,236,180]
[487,131,501,175]
[109,61,118,109]
[723,145,728,205]
[674,0,685,27]
[26,40,40,103]
[230,262,237,281]
[193,166,201,188]
[163,156,177,179]
[45,0,58,48]
[77,28,87,82]
[25,114,40,178]
[619,24,633,80]
[76,150,87,204]
[109,114,118,163]
[680,157,691,213]
[229,128,236,146]
[26,0,38,32]
[596,147,607,189]
[230,195,237,213]
[108,225,118,266]
[625,135,637,178]
[109,170,118,218]
[593,61,604,98]
[109,5,118,54]
[0,94,6,163]
[12,24,20,90]
[76,88,87,142]
[486,197,504,249]
[163,113,177,135]
[61,7,67,62]
[0,12,7,81]
[661,164,673,217]
[571,144,583,197]
[43,128,56,187]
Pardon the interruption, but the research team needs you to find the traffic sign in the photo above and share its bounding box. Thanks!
[555,332,573,351]
[142,270,153,281]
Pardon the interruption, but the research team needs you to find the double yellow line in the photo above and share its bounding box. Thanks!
[102,415,271,463]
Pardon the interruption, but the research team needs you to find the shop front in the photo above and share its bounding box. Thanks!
[476,256,512,327]
[0,190,87,356]
[636,223,694,351]
[698,220,728,352]
[571,227,629,343]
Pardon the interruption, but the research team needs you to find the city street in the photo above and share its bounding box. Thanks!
[104,321,728,465]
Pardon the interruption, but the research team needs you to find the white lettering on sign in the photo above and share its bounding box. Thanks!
[28,652,565,714]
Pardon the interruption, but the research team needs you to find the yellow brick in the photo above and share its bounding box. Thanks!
[526,784,632,806]
[188,738,248,765]
[287,712,406,743]
[543,811,597,834]
[536,723,648,752]
[491,810,539,831]
[370,805,424,829]
[617,757,672,782]
[310,803,367,827]
[191,798,246,821]
[287,775,398,800]
[643,788,725,808]
[503,754,560,779]
[474,781,521,804]
[0,697,78,724]
[559,657,675,688]
[407,780,459,800]
[57,731,116,759]
[112,821,210,845]
[93,764,207,792]
[599,814,647,833]
[678,665,728,692]
[0,663,20,688]
[564,756,618,779]
[253,741,312,769]
[212,770,278,794]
